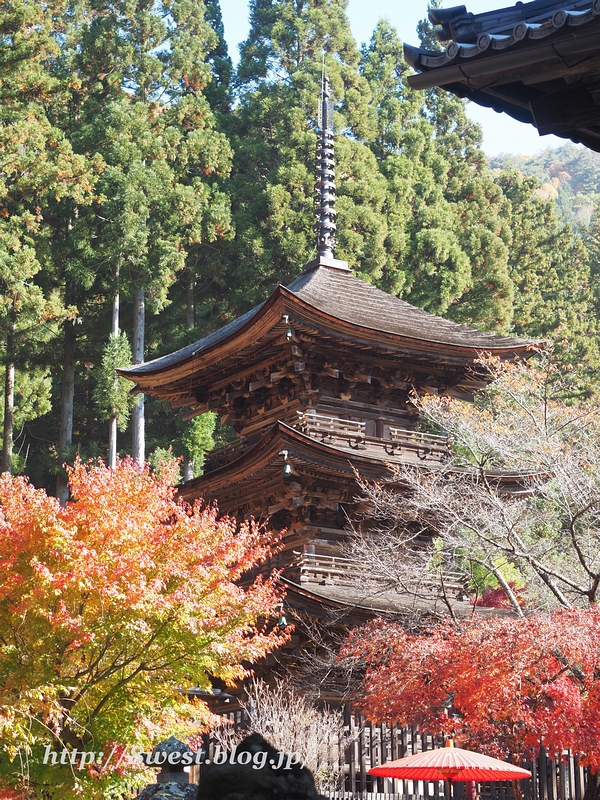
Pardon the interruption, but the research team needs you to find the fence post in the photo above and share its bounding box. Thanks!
[539,750,549,800]
[359,714,368,796]
[344,704,356,795]
[550,756,558,800]
[575,765,586,800]
[559,758,567,800]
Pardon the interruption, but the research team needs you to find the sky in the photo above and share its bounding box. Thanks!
[219,0,568,157]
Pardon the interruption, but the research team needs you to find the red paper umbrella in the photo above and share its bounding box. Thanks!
[369,741,531,783]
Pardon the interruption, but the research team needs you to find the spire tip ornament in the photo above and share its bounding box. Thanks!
[314,75,337,259]
[303,74,348,273]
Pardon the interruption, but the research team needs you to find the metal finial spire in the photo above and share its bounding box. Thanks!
[314,75,336,259]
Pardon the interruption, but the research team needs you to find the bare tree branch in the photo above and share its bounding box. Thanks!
[348,352,600,617]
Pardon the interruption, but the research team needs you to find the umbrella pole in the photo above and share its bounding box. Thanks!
[466,780,477,800]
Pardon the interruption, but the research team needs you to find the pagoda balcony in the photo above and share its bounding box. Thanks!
[290,549,467,597]
[293,551,363,586]
[295,411,449,465]
[203,412,449,472]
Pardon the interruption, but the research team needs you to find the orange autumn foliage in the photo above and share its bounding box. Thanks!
[343,610,600,770]
[0,457,286,798]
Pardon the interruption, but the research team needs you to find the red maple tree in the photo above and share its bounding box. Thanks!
[343,610,600,781]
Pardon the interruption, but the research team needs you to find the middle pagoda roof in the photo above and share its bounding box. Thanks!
[119,256,536,413]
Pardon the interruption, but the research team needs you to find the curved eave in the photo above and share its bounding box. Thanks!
[117,287,286,387]
[281,577,397,621]
[282,577,516,619]
[277,284,537,358]
[405,2,600,83]
[406,34,600,90]
[118,279,538,394]
[182,420,540,505]
[179,421,398,503]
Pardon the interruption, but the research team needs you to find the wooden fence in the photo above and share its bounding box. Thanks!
[322,794,433,800]
[329,713,587,800]
[210,708,587,800]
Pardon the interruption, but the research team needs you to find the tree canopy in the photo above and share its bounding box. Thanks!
[343,354,600,789]
[0,0,597,485]
[342,609,600,770]
[0,458,285,798]
[4,0,600,791]
[348,354,600,619]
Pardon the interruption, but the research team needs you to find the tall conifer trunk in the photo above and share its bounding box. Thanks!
[1,318,15,474]
[57,315,76,505]
[108,291,120,468]
[186,268,195,330]
[132,286,145,464]
[183,268,195,480]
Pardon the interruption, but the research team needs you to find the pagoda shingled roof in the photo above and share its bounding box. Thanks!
[404,0,600,152]
[180,418,532,508]
[119,259,536,389]
[179,419,413,505]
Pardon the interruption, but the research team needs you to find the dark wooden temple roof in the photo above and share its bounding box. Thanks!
[283,578,514,620]
[404,0,600,152]
[180,420,531,510]
[179,419,409,505]
[119,259,536,391]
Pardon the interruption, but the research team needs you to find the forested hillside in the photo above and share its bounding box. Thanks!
[490,144,600,226]
[2,0,598,493]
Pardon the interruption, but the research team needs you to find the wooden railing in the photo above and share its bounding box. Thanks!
[297,412,367,449]
[296,412,448,464]
[388,426,447,451]
[201,413,449,473]
[293,551,364,585]
[293,551,466,595]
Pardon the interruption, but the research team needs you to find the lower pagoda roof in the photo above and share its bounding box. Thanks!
[179,419,447,508]
[181,424,520,622]
[180,419,531,513]
[282,578,515,621]
[404,0,600,152]
[119,258,537,398]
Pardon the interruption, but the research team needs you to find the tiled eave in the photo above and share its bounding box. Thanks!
[406,1,600,71]
[404,0,600,151]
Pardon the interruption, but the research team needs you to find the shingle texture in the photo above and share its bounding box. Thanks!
[286,265,532,349]
[120,264,535,378]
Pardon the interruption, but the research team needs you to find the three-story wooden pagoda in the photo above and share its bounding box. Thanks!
[119,77,535,620]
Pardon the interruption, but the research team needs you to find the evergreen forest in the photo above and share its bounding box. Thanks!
[490,144,600,227]
[3,0,600,494]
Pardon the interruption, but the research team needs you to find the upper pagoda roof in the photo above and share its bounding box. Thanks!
[119,258,536,392]
[404,0,600,152]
